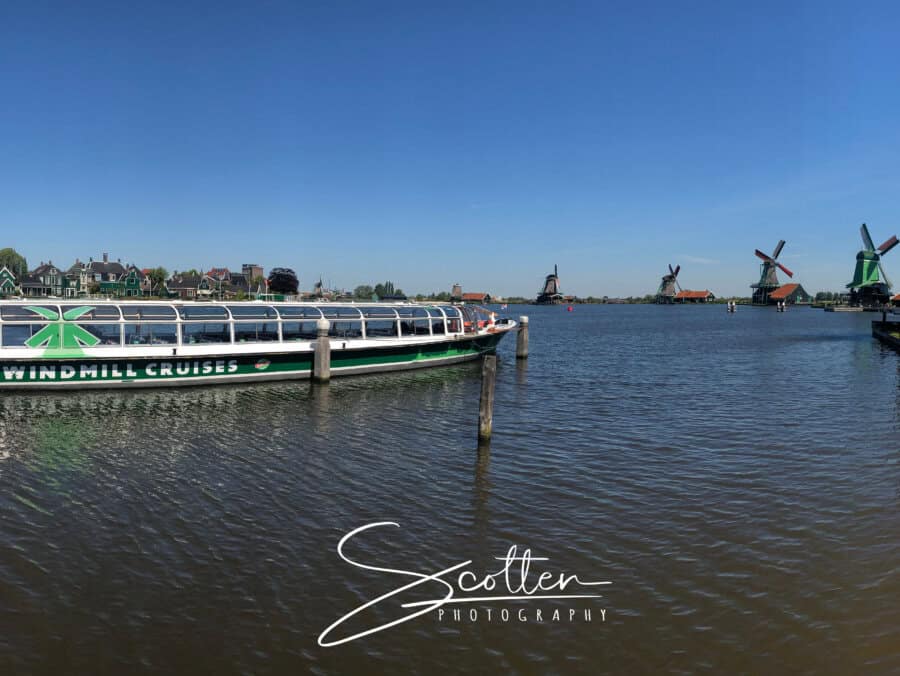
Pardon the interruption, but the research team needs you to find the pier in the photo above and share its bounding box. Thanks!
[872,313,900,349]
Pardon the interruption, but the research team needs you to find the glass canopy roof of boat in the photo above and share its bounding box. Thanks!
[0,303,465,321]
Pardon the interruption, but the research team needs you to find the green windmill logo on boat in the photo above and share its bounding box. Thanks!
[25,306,100,357]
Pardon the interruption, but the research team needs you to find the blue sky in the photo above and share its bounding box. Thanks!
[2,1,899,297]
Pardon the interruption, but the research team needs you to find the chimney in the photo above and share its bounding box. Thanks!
[103,252,109,263]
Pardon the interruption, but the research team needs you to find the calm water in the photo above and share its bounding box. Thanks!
[1,305,898,675]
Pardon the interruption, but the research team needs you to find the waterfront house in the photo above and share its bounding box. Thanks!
[165,274,204,299]
[20,261,65,297]
[63,253,132,296]
[64,259,91,296]
[462,292,492,303]
[225,272,250,297]
[767,283,812,305]
[203,268,253,298]
[0,265,18,297]
[89,253,127,285]
[92,256,129,295]
[675,290,716,303]
[106,265,144,297]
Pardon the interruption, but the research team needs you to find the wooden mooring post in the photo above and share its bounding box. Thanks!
[516,316,529,359]
[313,318,331,382]
[478,354,498,442]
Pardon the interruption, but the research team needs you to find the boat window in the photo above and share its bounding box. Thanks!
[1,324,47,347]
[277,306,323,319]
[234,322,280,342]
[182,322,231,344]
[425,307,446,318]
[121,305,177,320]
[447,318,462,333]
[282,321,318,340]
[178,306,229,320]
[329,320,363,338]
[124,323,178,345]
[60,305,121,320]
[396,307,429,318]
[0,305,59,320]
[364,319,397,337]
[322,307,363,319]
[228,305,279,319]
[80,324,123,346]
[460,306,480,333]
[439,306,461,318]
[361,307,399,318]
[400,319,431,336]
[431,318,446,335]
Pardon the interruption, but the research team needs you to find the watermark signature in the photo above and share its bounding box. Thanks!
[318,522,611,647]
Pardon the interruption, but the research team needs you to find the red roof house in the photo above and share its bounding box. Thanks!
[768,283,811,303]
[462,292,491,303]
[675,290,715,303]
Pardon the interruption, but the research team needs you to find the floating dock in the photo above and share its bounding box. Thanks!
[872,315,900,350]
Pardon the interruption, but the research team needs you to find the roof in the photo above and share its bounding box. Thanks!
[892,294,900,301]
[87,260,127,276]
[31,262,61,276]
[19,274,46,288]
[462,292,488,300]
[769,283,801,300]
[675,290,713,299]
[166,274,202,290]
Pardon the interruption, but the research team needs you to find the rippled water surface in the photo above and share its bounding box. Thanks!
[1,305,898,674]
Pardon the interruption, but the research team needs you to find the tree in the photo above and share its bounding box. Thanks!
[0,248,28,278]
[148,267,168,293]
[374,281,395,299]
[268,267,299,294]
[251,275,265,292]
[353,284,375,300]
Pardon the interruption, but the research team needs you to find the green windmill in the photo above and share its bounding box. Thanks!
[847,224,898,307]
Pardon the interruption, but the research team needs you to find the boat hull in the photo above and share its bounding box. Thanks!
[0,333,506,389]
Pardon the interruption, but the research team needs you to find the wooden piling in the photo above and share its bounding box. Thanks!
[516,316,529,359]
[478,354,497,442]
[313,318,331,382]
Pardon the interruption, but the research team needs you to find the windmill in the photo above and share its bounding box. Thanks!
[536,264,563,304]
[847,223,898,307]
[656,264,681,303]
[751,240,793,305]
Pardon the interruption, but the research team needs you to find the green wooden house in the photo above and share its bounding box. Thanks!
[99,266,144,297]
[0,265,18,297]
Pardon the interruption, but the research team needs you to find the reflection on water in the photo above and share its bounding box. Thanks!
[1,305,899,675]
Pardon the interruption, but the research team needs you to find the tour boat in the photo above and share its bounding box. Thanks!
[0,301,514,389]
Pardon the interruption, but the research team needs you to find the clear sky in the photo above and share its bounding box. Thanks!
[2,1,899,297]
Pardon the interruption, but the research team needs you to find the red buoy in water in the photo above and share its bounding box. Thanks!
[567,305,574,312]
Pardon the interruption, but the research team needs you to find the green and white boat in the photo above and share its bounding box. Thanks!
[0,301,514,389]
